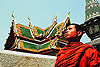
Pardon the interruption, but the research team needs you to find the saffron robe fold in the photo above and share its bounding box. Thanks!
[55,42,100,67]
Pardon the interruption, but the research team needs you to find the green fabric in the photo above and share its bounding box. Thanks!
[23,42,38,49]
[20,27,33,39]
[39,42,50,49]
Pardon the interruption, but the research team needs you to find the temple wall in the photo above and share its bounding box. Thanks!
[0,50,56,67]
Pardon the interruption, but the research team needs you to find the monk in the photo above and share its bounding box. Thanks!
[55,24,100,67]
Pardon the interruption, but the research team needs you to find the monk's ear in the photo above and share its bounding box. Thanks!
[78,31,82,37]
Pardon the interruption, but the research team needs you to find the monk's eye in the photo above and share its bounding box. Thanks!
[69,28,72,30]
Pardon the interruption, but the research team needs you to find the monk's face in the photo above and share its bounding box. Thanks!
[64,25,79,41]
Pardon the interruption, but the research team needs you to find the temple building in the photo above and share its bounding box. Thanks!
[4,0,100,56]
[4,12,71,56]
[82,0,100,52]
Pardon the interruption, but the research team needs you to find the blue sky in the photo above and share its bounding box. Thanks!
[0,0,100,49]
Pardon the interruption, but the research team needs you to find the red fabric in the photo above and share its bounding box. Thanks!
[55,42,100,67]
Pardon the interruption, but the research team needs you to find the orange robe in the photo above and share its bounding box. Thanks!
[55,42,100,67]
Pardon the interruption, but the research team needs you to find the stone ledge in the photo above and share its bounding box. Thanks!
[0,50,56,67]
